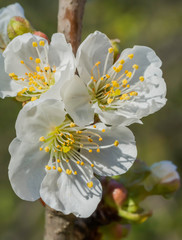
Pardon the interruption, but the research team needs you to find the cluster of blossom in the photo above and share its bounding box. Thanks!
[0,3,168,218]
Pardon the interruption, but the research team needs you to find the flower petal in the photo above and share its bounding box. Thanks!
[60,74,94,126]
[102,46,167,125]
[3,33,48,76]
[15,99,66,143]
[8,138,48,201]
[0,3,25,47]
[48,33,75,72]
[76,31,113,83]
[0,53,23,98]
[40,164,102,218]
[81,124,137,176]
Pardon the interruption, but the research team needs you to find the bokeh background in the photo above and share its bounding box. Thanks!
[0,0,182,239]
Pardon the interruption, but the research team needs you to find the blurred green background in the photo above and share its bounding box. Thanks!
[0,0,182,239]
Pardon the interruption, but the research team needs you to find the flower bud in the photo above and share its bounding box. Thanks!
[107,179,127,206]
[110,39,120,61]
[143,161,180,196]
[7,16,34,40]
[33,31,49,42]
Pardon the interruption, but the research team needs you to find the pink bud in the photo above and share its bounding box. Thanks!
[33,31,49,43]
[108,179,127,206]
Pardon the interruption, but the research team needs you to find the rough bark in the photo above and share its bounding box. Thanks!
[44,206,76,240]
[57,0,86,55]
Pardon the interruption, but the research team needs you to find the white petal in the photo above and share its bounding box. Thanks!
[0,3,25,47]
[48,33,75,71]
[0,53,23,98]
[76,31,113,83]
[15,99,66,143]
[81,124,137,176]
[103,46,166,125]
[40,164,102,218]
[3,33,48,76]
[61,74,94,126]
[8,138,48,201]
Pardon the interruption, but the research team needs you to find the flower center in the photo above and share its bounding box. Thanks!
[39,119,119,188]
[87,48,145,111]
[9,40,56,102]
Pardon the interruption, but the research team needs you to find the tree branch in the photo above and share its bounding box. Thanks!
[57,0,86,55]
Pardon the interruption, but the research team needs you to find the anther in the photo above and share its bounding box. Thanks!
[119,59,125,64]
[95,61,101,66]
[35,58,41,64]
[39,40,45,46]
[133,64,139,70]
[20,60,24,64]
[108,47,114,53]
[89,149,92,153]
[102,129,105,133]
[39,136,45,142]
[70,122,76,128]
[139,76,144,82]
[114,140,119,146]
[44,146,50,152]
[97,148,100,153]
[58,167,62,172]
[91,164,94,167]
[128,54,134,59]
[53,166,56,170]
[93,125,96,128]
[87,181,93,188]
[32,42,38,47]
[57,159,60,163]
[81,162,84,166]
[29,57,33,60]
[39,147,43,151]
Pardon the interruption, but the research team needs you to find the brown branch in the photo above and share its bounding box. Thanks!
[57,0,86,55]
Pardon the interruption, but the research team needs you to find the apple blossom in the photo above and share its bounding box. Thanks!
[59,31,167,126]
[1,32,74,100]
[8,99,137,217]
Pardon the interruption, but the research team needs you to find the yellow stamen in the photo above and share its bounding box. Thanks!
[128,54,134,59]
[29,57,33,60]
[91,164,94,167]
[53,166,56,170]
[95,61,101,66]
[20,60,24,64]
[114,140,119,146]
[39,147,43,151]
[93,125,96,128]
[39,40,45,46]
[102,129,105,133]
[31,96,37,101]
[58,167,62,172]
[70,122,76,128]
[133,64,139,70]
[32,42,38,47]
[44,146,50,152]
[87,181,93,188]
[81,162,84,166]
[35,58,41,64]
[89,149,93,153]
[139,76,144,82]
[122,79,128,85]
[108,47,114,53]
[97,148,100,153]
[107,98,113,104]
[119,59,125,64]
[39,136,45,142]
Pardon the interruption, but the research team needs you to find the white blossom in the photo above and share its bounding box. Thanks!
[1,32,74,100]
[9,99,137,217]
[58,31,167,126]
